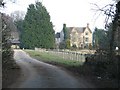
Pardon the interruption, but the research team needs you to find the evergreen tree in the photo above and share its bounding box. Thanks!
[93,27,109,50]
[14,20,24,48]
[63,23,67,40]
[22,2,55,49]
[62,23,70,49]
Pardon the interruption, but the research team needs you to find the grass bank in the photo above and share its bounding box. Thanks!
[25,50,95,79]
[25,50,84,68]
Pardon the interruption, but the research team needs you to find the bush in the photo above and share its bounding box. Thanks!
[2,13,15,70]
[83,49,119,80]
[59,41,65,49]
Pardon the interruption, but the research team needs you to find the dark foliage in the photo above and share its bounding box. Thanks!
[83,2,120,87]
[1,13,15,69]
[20,2,55,49]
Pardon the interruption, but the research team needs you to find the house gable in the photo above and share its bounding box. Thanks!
[83,23,92,33]
[60,23,92,49]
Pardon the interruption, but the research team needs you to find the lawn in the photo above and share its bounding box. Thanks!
[25,50,84,67]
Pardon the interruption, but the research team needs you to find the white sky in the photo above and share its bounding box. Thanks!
[1,0,116,32]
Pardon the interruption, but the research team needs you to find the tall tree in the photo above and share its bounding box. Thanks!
[62,23,70,49]
[22,2,55,49]
[108,1,120,61]
[14,20,23,47]
[1,13,16,71]
[92,1,120,56]
[63,23,67,40]
[93,27,109,50]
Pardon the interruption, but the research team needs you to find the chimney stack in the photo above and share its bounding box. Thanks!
[87,23,89,28]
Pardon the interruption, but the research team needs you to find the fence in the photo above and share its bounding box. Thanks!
[35,48,95,62]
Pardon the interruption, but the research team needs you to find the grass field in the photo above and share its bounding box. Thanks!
[25,50,84,67]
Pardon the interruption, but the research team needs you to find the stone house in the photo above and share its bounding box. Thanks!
[60,23,92,49]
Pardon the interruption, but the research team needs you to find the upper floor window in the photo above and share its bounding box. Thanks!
[85,37,89,42]
[85,32,88,35]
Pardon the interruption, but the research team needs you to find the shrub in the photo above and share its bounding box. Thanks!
[83,49,119,80]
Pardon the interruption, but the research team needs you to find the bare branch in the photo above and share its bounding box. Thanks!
[91,2,116,28]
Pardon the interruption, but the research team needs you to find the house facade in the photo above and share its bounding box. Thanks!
[55,32,61,49]
[60,23,92,49]
[10,39,20,49]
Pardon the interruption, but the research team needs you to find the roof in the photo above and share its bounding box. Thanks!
[66,27,86,34]
[66,26,92,34]
[86,27,92,33]
[55,32,60,38]
[10,39,20,44]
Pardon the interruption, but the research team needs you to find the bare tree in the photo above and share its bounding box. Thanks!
[10,11,25,21]
[92,1,120,59]
[0,0,17,8]
[0,0,5,7]
[91,2,116,28]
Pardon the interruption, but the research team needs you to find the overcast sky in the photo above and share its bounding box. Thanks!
[1,0,115,32]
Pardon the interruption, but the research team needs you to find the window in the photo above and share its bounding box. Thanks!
[85,32,88,35]
[85,37,88,42]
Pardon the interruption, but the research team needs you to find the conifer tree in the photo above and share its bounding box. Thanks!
[22,2,55,49]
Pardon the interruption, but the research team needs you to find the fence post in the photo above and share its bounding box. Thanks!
[76,52,78,61]
[62,50,64,59]
[77,53,79,61]
[71,52,73,60]
[63,51,65,59]
[80,54,82,61]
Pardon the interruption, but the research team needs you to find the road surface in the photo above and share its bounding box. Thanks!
[9,50,95,88]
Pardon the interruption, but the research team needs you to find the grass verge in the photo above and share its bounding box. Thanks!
[25,50,84,67]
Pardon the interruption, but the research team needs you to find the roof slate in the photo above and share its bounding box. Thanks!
[10,39,20,44]
[66,27,87,34]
